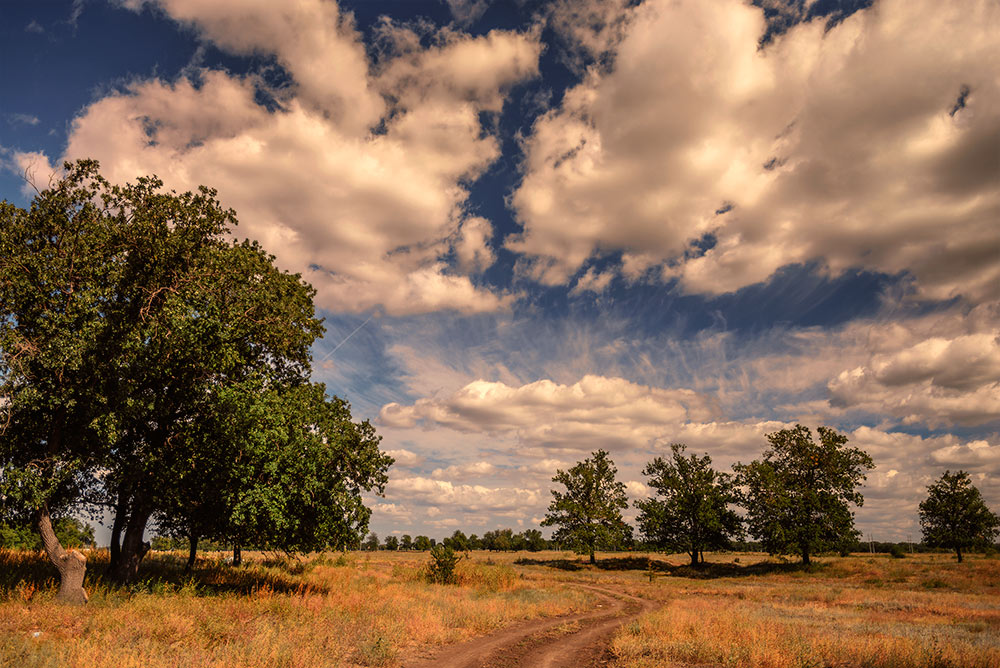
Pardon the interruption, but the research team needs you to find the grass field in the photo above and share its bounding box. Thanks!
[1,549,997,668]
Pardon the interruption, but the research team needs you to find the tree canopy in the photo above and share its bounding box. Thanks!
[542,450,632,564]
[636,443,742,565]
[919,470,1000,562]
[734,425,873,564]
[0,160,391,598]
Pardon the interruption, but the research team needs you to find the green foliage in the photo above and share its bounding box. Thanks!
[0,517,94,550]
[889,544,906,559]
[519,528,547,552]
[919,470,1000,563]
[413,535,432,551]
[541,450,633,564]
[362,532,380,551]
[383,535,399,551]
[426,544,463,584]
[0,160,392,584]
[636,443,742,565]
[734,425,873,564]
[443,529,469,551]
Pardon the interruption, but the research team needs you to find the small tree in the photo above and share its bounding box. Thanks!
[636,443,742,565]
[734,425,873,564]
[413,535,432,551]
[542,450,632,564]
[384,535,399,551]
[362,532,380,551]
[426,544,463,584]
[400,534,413,551]
[919,470,1000,563]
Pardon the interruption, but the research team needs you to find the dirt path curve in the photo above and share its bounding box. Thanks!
[402,584,657,668]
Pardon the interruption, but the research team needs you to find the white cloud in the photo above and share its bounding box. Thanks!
[453,217,496,274]
[570,266,615,295]
[829,330,1000,427]
[445,0,492,27]
[384,448,424,468]
[511,0,1000,305]
[431,461,496,480]
[387,476,542,511]
[43,0,542,316]
[379,374,719,451]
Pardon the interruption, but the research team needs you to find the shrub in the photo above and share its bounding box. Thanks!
[426,545,463,584]
[889,544,907,559]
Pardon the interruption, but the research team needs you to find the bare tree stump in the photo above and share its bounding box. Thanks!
[36,506,89,604]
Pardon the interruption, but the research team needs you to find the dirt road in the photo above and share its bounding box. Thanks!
[403,584,656,668]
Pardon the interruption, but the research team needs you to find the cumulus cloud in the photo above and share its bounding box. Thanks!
[36,0,542,315]
[384,448,424,468]
[511,0,1000,305]
[453,217,496,274]
[387,475,541,511]
[445,0,492,27]
[570,266,615,295]
[431,461,496,479]
[829,330,1000,427]
[379,374,720,451]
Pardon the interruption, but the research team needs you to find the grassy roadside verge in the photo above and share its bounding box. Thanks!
[608,552,1000,668]
[0,549,590,668]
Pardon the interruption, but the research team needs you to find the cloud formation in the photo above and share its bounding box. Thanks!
[380,374,719,451]
[511,0,1000,304]
[30,0,541,315]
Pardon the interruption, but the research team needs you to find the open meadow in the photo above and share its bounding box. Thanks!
[1,549,998,668]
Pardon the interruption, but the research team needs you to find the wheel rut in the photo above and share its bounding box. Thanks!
[402,584,657,668]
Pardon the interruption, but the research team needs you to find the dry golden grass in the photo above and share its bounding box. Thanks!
[609,552,1000,668]
[3,549,998,668]
[0,549,589,668]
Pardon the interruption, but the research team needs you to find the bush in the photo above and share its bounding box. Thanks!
[426,545,463,584]
[889,544,907,559]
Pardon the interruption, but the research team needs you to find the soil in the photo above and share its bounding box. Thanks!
[402,584,657,668]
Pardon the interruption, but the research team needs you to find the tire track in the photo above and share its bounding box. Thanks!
[402,584,656,668]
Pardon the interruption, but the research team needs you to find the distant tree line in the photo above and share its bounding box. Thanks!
[357,528,556,552]
[338,426,999,566]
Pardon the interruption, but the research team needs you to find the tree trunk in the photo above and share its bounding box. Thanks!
[588,542,595,565]
[185,534,199,573]
[802,548,811,565]
[956,546,963,563]
[110,506,152,584]
[233,544,242,567]
[36,506,88,604]
[690,550,698,566]
[699,550,704,564]
[108,491,128,573]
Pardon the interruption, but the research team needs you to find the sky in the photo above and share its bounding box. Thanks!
[1,0,998,545]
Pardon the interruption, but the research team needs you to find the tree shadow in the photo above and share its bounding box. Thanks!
[0,549,331,599]
[514,554,821,579]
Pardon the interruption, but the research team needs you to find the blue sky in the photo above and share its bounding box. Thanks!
[2,0,998,543]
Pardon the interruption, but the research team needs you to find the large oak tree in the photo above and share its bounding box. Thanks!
[734,425,873,565]
[636,443,742,565]
[542,450,632,564]
[919,470,999,562]
[1,161,391,598]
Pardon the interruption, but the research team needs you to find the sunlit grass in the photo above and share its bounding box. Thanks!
[0,549,590,668]
[609,552,1000,668]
